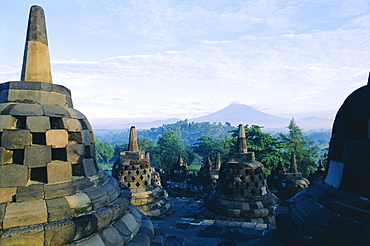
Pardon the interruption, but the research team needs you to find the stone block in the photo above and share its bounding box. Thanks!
[94,206,114,231]
[2,129,32,149]
[5,81,52,91]
[24,145,51,168]
[342,139,370,171]
[3,200,48,229]
[0,164,28,188]
[46,129,68,148]
[99,225,124,245]
[65,193,92,217]
[6,89,42,104]
[86,187,109,210]
[64,107,85,119]
[41,91,68,107]
[0,115,17,131]
[66,96,73,108]
[26,116,50,132]
[83,158,98,176]
[47,161,72,183]
[44,220,75,246]
[42,105,71,117]
[74,234,105,246]
[324,160,344,189]
[62,118,82,132]
[46,197,72,222]
[0,224,45,245]
[52,84,71,96]
[72,214,98,241]
[0,188,16,203]
[90,144,97,159]
[82,119,93,131]
[44,186,76,200]
[81,130,91,144]
[9,103,43,116]
[66,144,85,164]
[15,184,44,202]
[0,147,12,164]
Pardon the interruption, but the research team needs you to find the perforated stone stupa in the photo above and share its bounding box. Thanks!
[202,124,278,227]
[277,74,370,245]
[112,126,173,216]
[0,6,153,245]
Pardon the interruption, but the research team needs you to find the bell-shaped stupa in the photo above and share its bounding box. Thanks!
[202,124,278,227]
[278,154,310,200]
[112,126,173,216]
[0,6,153,245]
[277,73,370,245]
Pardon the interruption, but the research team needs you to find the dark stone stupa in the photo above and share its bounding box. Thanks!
[277,73,370,245]
[202,124,278,227]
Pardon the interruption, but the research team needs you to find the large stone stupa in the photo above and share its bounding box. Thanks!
[0,6,153,245]
[112,126,173,216]
[277,74,370,245]
[202,124,278,227]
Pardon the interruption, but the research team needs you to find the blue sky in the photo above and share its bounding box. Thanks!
[0,0,369,124]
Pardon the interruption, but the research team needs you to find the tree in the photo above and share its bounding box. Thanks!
[95,137,114,164]
[279,118,320,177]
[192,135,233,164]
[153,130,187,170]
[230,125,286,174]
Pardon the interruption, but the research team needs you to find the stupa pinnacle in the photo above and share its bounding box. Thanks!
[0,6,154,245]
[21,5,52,83]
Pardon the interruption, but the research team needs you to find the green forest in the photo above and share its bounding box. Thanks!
[95,119,331,177]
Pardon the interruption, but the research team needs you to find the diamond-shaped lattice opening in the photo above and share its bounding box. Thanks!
[140,175,144,180]
[50,117,64,129]
[149,168,152,173]
[239,190,245,196]
[72,163,84,176]
[127,171,131,175]
[136,182,140,187]
[52,148,67,161]
[143,169,147,174]
[13,149,24,164]
[250,189,256,196]
[131,165,136,170]
[32,133,46,145]
[69,132,82,144]
[250,175,255,181]
[245,183,250,189]
[136,170,140,175]
[123,175,127,181]
[144,181,148,186]
[30,167,47,183]
[127,183,131,188]
[15,116,27,129]
[235,182,240,188]
[78,119,89,130]
[131,176,135,181]
[147,174,150,179]
[140,164,144,169]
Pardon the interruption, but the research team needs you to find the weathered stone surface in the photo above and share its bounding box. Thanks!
[65,193,92,217]
[0,115,17,131]
[46,197,71,222]
[62,118,81,132]
[41,91,68,106]
[0,147,13,164]
[81,130,91,144]
[10,103,43,116]
[66,144,85,164]
[3,200,48,229]
[2,129,32,149]
[42,105,70,117]
[26,116,50,132]
[46,129,68,148]
[64,107,85,119]
[99,225,123,245]
[0,164,28,188]
[24,145,51,168]
[47,161,72,183]
[44,220,75,246]
[0,224,45,245]
[83,158,98,176]
[0,187,16,203]
[325,160,344,189]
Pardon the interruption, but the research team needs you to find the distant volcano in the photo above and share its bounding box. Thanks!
[189,103,289,128]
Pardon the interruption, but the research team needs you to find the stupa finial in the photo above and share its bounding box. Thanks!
[21,5,52,83]
[237,124,248,153]
[128,126,139,152]
[290,153,298,173]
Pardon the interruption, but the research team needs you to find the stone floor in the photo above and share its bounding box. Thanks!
[151,197,278,246]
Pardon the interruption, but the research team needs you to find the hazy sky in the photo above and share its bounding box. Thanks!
[0,0,369,123]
